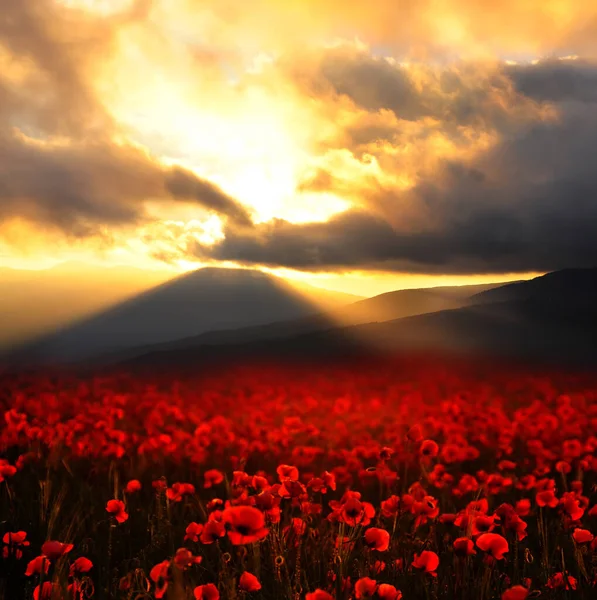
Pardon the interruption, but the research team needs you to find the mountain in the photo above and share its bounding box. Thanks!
[117,268,597,371]
[0,263,172,350]
[6,267,358,364]
[93,281,505,365]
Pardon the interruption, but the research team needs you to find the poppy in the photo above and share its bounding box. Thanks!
[476,533,509,560]
[364,528,390,552]
[354,577,377,599]
[200,520,226,544]
[305,591,333,600]
[378,584,402,600]
[453,537,476,557]
[106,499,129,523]
[41,541,73,561]
[501,585,529,600]
[222,506,269,545]
[150,560,171,599]
[69,557,93,576]
[412,551,439,576]
[185,522,204,542]
[124,479,142,493]
[174,547,202,569]
[25,556,49,576]
[572,528,594,544]
[204,469,225,488]
[239,571,262,592]
[420,440,439,458]
[194,583,220,599]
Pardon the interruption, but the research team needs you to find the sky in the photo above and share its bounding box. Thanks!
[1,0,597,295]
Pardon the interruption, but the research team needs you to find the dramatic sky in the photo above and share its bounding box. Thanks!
[1,0,597,294]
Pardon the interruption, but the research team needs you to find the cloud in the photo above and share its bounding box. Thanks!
[0,0,252,240]
[181,55,597,274]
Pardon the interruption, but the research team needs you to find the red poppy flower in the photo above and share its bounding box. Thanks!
[453,537,476,557]
[420,440,439,458]
[476,533,509,560]
[535,490,558,508]
[515,499,531,517]
[41,541,73,561]
[204,469,225,488]
[194,583,220,599]
[378,584,402,600]
[276,464,299,482]
[406,424,423,443]
[222,506,269,545]
[239,571,262,592]
[200,520,226,544]
[69,557,93,576]
[33,582,59,600]
[184,522,204,542]
[572,528,594,544]
[124,479,142,493]
[106,499,129,523]
[412,551,439,576]
[167,482,196,502]
[150,559,171,599]
[25,556,49,576]
[364,528,390,552]
[381,495,400,518]
[305,591,333,600]
[547,572,577,590]
[501,585,529,600]
[354,577,378,598]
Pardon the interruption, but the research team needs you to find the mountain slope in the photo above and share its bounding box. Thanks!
[95,281,505,365]
[7,267,355,364]
[119,269,597,370]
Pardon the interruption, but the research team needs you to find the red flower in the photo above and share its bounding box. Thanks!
[378,584,402,600]
[239,571,262,592]
[2,531,30,559]
[204,469,224,488]
[106,499,129,523]
[354,577,377,598]
[276,464,299,482]
[381,495,400,518]
[406,424,423,443]
[200,520,226,544]
[547,572,577,590]
[306,591,333,600]
[572,528,594,544]
[25,556,49,576]
[194,583,220,599]
[412,551,439,576]
[364,528,390,552]
[453,537,476,557]
[124,479,142,493]
[476,533,509,560]
[69,556,93,576]
[535,490,558,508]
[33,582,60,600]
[185,522,204,542]
[41,541,73,561]
[167,482,196,502]
[502,585,529,600]
[150,559,170,599]
[420,440,439,458]
[174,547,202,569]
[222,506,269,545]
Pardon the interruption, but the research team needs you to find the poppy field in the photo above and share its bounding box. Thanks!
[1,355,597,599]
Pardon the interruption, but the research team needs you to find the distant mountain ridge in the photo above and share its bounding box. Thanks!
[116,268,597,370]
[5,267,358,364]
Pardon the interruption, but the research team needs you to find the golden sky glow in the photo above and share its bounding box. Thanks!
[2,0,597,295]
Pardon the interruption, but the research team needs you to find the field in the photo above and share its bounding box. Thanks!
[1,356,597,599]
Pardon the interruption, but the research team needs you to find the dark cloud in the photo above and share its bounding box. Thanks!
[506,59,597,103]
[188,58,597,274]
[0,0,251,238]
